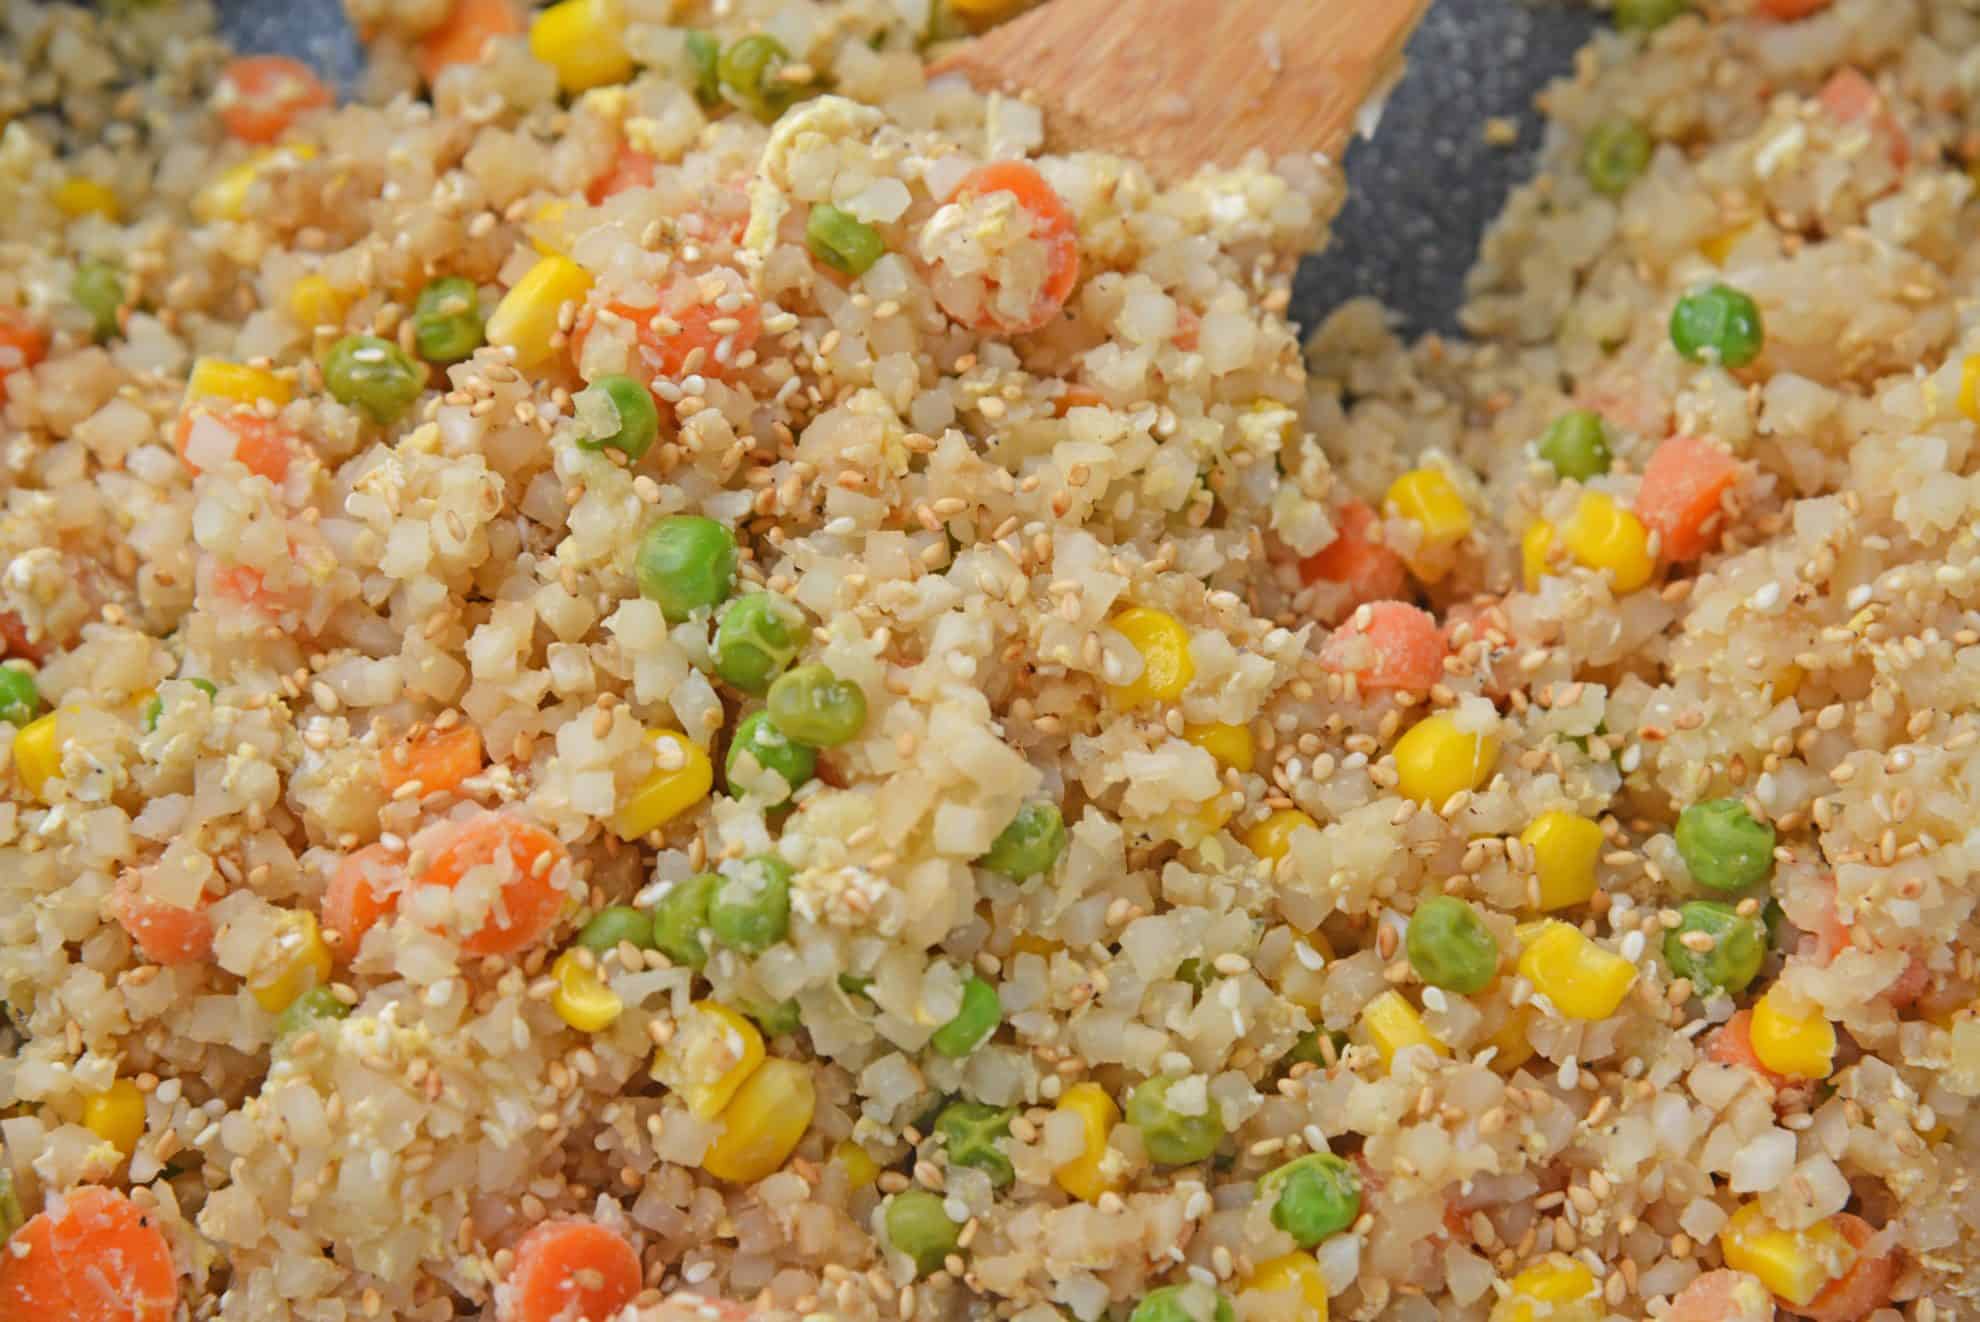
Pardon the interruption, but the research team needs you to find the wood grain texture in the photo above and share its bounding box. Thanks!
[933,0,1430,181]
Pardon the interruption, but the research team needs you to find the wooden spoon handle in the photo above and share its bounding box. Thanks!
[933,0,1431,181]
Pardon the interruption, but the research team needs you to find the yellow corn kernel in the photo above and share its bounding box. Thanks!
[1244,808,1317,864]
[702,1057,816,1183]
[1184,722,1254,774]
[287,274,348,329]
[529,199,575,257]
[1490,1258,1601,1322]
[1521,521,1555,592]
[52,177,120,221]
[186,357,294,409]
[612,729,714,841]
[529,0,633,93]
[1360,990,1447,1065]
[1720,1202,1857,1308]
[487,254,594,371]
[1960,355,1980,424]
[1386,467,1472,582]
[1107,606,1195,708]
[1560,491,1653,593]
[194,144,317,223]
[1699,222,1754,266]
[1483,1004,1536,1073]
[1520,811,1604,911]
[13,709,64,800]
[1051,1081,1121,1202]
[550,949,623,1032]
[1750,985,1837,1080]
[1393,712,1499,809]
[833,1140,881,1191]
[1243,1252,1330,1321]
[82,1079,145,1159]
[1009,931,1061,959]
[1769,664,1806,703]
[656,1001,766,1120]
[1517,922,1637,1021]
[249,910,333,1014]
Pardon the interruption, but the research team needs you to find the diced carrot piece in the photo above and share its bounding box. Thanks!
[1705,1009,1786,1088]
[1817,68,1908,169]
[1794,1215,1898,1322]
[110,879,214,967]
[586,142,657,205]
[1318,600,1447,693]
[1636,435,1742,561]
[1667,1270,1773,1322]
[215,55,334,145]
[1884,956,1929,1009]
[0,1187,178,1322]
[1756,0,1831,17]
[325,843,400,957]
[1298,501,1408,607]
[175,408,297,482]
[416,0,523,84]
[1172,307,1200,351]
[1055,385,1105,417]
[571,275,762,386]
[382,723,483,798]
[505,1221,641,1322]
[417,811,568,956]
[208,561,301,619]
[0,309,47,407]
[946,161,1080,335]
[0,609,46,664]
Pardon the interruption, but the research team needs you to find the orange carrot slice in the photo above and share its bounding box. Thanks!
[0,1187,178,1322]
[1817,68,1907,168]
[175,408,296,482]
[1790,1215,1898,1322]
[382,724,483,798]
[418,811,568,956]
[1667,1270,1773,1322]
[586,142,658,205]
[1318,600,1447,693]
[416,0,523,85]
[1055,385,1106,417]
[572,277,762,386]
[505,1221,641,1322]
[1704,1009,1786,1089]
[1756,0,1831,18]
[1299,501,1408,607]
[324,844,400,957]
[944,161,1080,335]
[1,609,46,664]
[215,55,334,145]
[110,879,214,967]
[1636,435,1741,562]
[0,309,47,407]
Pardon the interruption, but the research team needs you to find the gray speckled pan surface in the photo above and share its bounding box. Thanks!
[211,0,1601,339]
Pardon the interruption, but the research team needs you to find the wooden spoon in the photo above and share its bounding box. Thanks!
[932,0,1433,181]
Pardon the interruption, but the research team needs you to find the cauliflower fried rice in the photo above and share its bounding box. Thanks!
[1,0,1977,1319]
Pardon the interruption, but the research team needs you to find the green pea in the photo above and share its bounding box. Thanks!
[929,975,1000,1058]
[709,853,793,953]
[1614,0,1689,31]
[323,334,425,424]
[1670,283,1764,369]
[1762,897,1787,950]
[1174,958,1215,992]
[765,664,866,747]
[1537,409,1614,481]
[72,260,125,342]
[718,34,797,122]
[0,667,41,727]
[577,374,660,462]
[142,677,217,733]
[1283,1027,1348,1071]
[745,997,802,1036]
[1130,1283,1235,1322]
[636,515,737,623]
[272,985,350,1041]
[806,204,886,278]
[884,1188,960,1277]
[576,905,655,955]
[1404,896,1499,995]
[1125,1075,1224,1167]
[977,801,1066,882]
[411,276,484,365]
[934,1099,1014,1190]
[650,873,718,969]
[1675,798,1775,893]
[838,971,874,999]
[684,30,722,105]
[712,593,805,695]
[724,710,816,802]
[1663,900,1766,996]
[1581,117,1652,197]
[1261,1151,1360,1247]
